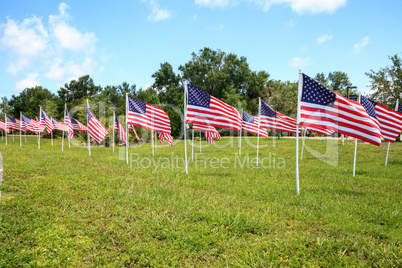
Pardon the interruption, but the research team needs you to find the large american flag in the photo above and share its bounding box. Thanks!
[128,124,140,140]
[40,108,54,133]
[0,120,9,133]
[21,113,43,133]
[127,96,172,133]
[158,132,173,146]
[87,104,109,143]
[186,85,241,131]
[260,101,300,134]
[64,107,74,139]
[51,118,65,131]
[71,118,87,131]
[300,73,381,146]
[242,111,268,138]
[114,114,128,144]
[361,96,402,143]
[192,122,221,144]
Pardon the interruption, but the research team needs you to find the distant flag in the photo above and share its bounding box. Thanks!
[87,103,109,143]
[192,122,221,143]
[127,96,172,134]
[299,73,381,146]
[241,111,268,138]
[114,114,128,144]
[64,106,74,139]
[5,116,21,131]
[51,118,65,131]
[260,101,300,134]
[21,113,43,133]
[186,85,242,131]
[128,124,140,140]
[158,132,173,146]
[71,118,87,131]
[40,108,54,133]
[0,120,9,133]
[361,96,402,143]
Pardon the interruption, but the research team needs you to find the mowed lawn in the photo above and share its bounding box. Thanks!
[0,135,401,267]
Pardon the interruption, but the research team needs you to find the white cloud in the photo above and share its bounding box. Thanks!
[195,0,231,8]
[16,72,40,91]
[289,57,311,68]
[317,33,333,44]
[146,0,172,22]
[353,36,369,53]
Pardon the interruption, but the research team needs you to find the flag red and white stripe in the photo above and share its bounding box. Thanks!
[64,106,74,139]
[71,118,87,131]
[0,120,9,133]
[241,111,268,138]
[51,118,65,131]
[192,122,221,144]
[40,108,54,133]
[128,124,140,140]
[114,114,128,144]
[158,132,173,146]
[87,104,109,143]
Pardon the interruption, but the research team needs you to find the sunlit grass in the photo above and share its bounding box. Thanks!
[0,135,401,266]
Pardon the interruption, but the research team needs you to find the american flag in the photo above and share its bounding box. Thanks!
[300,73,381,146]
[114,114,128,144]
[158,132,173,146]
[64,106,74,139]
[71,118,87,131]
[6,116,21,131]
[186,85,241,131]
[361,96,402,143]
[87,103,109,143]
[242,111,268,138]
[40,108,54,133]
[260,101,300,134]
[21,113,43,133]
[398,103,402,113]
[127,96,172,134]
[0,120,9,133]
[51,118,65,131]
[192,122,221,144]
[128,124,140,140]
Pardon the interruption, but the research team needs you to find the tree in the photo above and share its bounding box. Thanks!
[366,54,402,109]
[58,75,101,107]
[0,97,12,119]
[315,71,354,96]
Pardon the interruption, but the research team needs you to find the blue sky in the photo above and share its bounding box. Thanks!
[0,0,401,98]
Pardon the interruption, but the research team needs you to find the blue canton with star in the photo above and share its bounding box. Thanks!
[128,96,146,115]
[301,74,336,107]
[360,96,377,119]
[242,111,254,123]
[398,104,402,113]
[187,85,210,108]
[87,106,94,120]
[260,100,276,118]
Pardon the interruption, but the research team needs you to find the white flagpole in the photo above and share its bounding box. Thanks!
[25,130,26,143]
[62,104,66,151]
[296,70,303,195]
[192,129,194,161]
[19,113,21,146]
[256,98,261,166]
[300,127,307,160]
[50,117,53,147]
[199,131,201,152]
[113,111,115,153]
[125,93,128,164]
[155,131,157,150]
[87,100,91,156]
[184,84,188,174]
[1,129,3,141]
[353,94,361,176]
[12,129,14,142]
[239,108,243,156]
[151,130,154,157]
[5,114,7,146]
[38,107,41,149]
[385,99,399,166]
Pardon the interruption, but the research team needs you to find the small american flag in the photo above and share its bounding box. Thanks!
[300,73,381,146]
[51,118,65,131]
[186,85,241,131]
[0,120,9,133]
[71,118,87,131]
[361,96,402,143]
[127,96,172,133]
[64,107,74,139]
[6,116,22,131]
[192,122,221,144]
[87,104,109,143]
[242,111,268,138]
[128,124,140,140]
[40,108,54,133]
[114,114,128,144]
[158,132,173,146]
[21,113,43,133]
[260,101,300,134]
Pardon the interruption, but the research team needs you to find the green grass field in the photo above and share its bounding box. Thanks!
[0,136,401,267]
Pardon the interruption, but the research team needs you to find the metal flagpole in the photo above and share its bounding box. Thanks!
[192,129,194,161]
[155,131,157,150]
[239,108,243,156]
[256,98,261,166]
[125,93,128,164]
[87,100,91,156]
[5,114,7,146]
[300,127,307,160]
[184,84,188,174]
[38,107,41,149]
[25,130,26,143]
[385,99,399,166]
[19,112,22,147]
[1,129,3,141]
[353,94,360,176]
[151,130,154,157]
[50,117,53,146]
[295,70,303,195]
[199,131,201,152]
[62,104,66,151]
[12,129,14,142]
[113,111,115,153]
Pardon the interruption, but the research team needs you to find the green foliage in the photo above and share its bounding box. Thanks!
[315,71,354,96]
[366,54,402,109]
